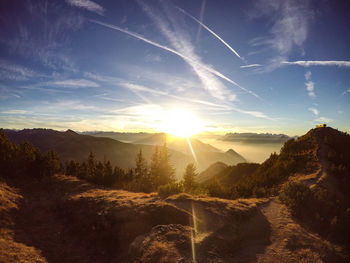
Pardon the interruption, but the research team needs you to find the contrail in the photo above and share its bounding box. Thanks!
[176,6,242,60]
[196,0,206,42]
[240,64,262,68]
[282,60,350,68]
[90,20,259,99]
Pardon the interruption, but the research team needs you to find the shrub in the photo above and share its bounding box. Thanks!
[157,182,183,198]
[207,178,229,198]
[279,181,312,216]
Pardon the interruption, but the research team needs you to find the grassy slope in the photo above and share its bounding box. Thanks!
[1,173,347,262]
[0,175,263,262]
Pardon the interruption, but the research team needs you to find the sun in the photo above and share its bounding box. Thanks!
[158,109,204,137]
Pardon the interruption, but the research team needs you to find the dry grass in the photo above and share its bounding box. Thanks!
[0,175,348,262]
[0,180,47,263]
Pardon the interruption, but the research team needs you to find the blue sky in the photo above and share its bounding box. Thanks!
[0,0,349,135]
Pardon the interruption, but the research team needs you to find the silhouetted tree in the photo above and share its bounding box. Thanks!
[87,152,96,178]
[150,145,160,187]
[133,149,153,192]
[0,130,17,176]
[157,143,175,186]
[183,163,197,193]
[94,161,104,183]
[43,150,60,176]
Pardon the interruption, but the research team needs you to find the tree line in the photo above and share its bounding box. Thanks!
[0,129,198,196]
[0,130,60,178]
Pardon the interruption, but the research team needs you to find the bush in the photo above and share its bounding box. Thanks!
[207,178,229,198]
[279,181,312,216]
[157,183,183,198]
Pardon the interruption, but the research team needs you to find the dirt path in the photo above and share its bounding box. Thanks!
[255,198,345,263]
[256,198,300,262]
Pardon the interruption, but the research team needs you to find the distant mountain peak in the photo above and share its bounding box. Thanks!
[65,129,77,135]
[226,149,238,155]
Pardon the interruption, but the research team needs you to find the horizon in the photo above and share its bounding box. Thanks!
[0,0,350,135]
[0,126,318,137]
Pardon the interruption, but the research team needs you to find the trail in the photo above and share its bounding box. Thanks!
[245,198,343,263]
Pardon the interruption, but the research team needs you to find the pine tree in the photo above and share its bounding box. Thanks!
[66,160,78,176]
[78,162,88,179]
[150,145,160,187]
[43,150,60,176]
[158,143,175,186]
[103,160,114,186]
[95,161,104,183]
[113,166,126,188]
[183,163,198,193]
[134,149,150,191]
[87,152,95,178]
[0,130,17,176]
[135,149,147,179]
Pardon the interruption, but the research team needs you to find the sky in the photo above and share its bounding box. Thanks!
[0,0,349,136]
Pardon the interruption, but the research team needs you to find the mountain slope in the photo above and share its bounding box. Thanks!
[197,162,228,183]
[206,162,260,186]
[224,126,350,246]
[4,129,190,178]
[220,132,290,144]
[134,133,247,169]
[86,131,151,143]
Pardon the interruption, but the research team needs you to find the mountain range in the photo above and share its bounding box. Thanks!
[4,129,246,178]
[219,132,291,144]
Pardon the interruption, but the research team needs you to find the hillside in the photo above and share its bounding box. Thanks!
[95,131,246,167]
[85,131,151,143]
[208,126,350,246]
[197,162,228,183]
[4,129,245,177]
[204,162,260,186]
[134,133,246,169]
[1,174,347,263]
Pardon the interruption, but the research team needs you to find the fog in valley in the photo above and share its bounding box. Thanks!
[196,135,285,163]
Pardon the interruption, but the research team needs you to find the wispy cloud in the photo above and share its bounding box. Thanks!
[232,107,275,120]
[240,64,262,68]
[308,107,319,116]
[0,110,28,115]
[250,0,313,70]
[144,53,162,62]
[315,117,333,123]
[119,82,168,96]
[66,0,104,15]
[176,6,242,59]
[342,89,350,96]
[304,71,315,98]
[117,79,233,111]
[0,85,21,100]
[282,60,350,68]
[47,79,100,88]
[90,19,259,99]
[0,60,40,81]
[2,2,83,72]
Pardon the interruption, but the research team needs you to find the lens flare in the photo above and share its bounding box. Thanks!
[158,109,203,138]
[190,201,198,263]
